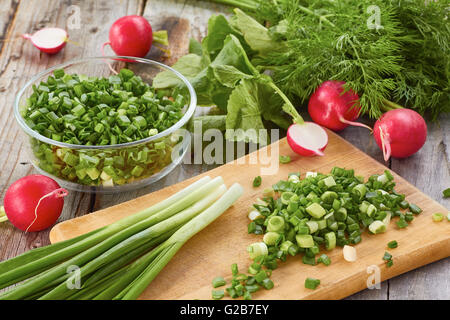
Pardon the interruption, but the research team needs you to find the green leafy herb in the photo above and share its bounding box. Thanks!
[207,0,450,120]
[0,206,7,223]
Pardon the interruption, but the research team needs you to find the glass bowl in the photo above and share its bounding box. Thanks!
[14,56,196,193]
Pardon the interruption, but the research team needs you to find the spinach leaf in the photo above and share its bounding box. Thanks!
[153,53,206,89]
[225,79,268,144]
[230,8,279,55]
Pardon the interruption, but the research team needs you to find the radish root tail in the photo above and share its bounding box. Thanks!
[379,127,391,162]
[313,149,325,156]
[339,116,373,132]
[101,42,119,75]
[25,188,68,233]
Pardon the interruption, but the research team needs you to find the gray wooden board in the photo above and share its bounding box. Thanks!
[0,0,448,300]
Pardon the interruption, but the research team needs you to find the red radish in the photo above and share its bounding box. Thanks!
[287,122,328,156]
[102,15,153,58]
[308,80,372,132]
[3,175,68,232]
[373,109,427,161]
[22,28,68,54]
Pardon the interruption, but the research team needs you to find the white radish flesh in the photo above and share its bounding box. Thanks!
[287,122,328,157]
[23,28,68,54]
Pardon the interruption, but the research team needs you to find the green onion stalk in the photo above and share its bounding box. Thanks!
[0,176,239,300]
[120,183,243,300]
[39,184,228,300]
[54,183,242,300]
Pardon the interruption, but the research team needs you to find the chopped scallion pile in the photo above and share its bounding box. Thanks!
[22,68,187,186]
[233,167,418,293]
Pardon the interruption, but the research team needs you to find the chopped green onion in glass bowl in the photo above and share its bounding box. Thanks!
[14,56,197,193]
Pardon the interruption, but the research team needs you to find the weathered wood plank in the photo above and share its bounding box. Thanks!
[0,0,19,54]
[388,114,450,300]
[0,0,143,262]
[145,0,230,64]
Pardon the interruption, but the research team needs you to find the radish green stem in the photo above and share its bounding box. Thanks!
[120,183,244,300]
[383,99,404,110]
[208,0,257,10]
[267,81,305,125]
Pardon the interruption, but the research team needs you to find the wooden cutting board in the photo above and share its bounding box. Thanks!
[49,130,450,300]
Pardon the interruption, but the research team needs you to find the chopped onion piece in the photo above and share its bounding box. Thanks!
[343,245,357,262]
[248,210,262,221]
[306,172,317,178]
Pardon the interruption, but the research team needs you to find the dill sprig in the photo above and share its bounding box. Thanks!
[208,0,450,119]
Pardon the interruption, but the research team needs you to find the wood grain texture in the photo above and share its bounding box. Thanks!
[388,113,450,299]
[50,131,450,300]
[0,0,142,264]
[0,0,19,55]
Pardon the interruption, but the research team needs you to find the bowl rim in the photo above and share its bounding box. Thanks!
[14,56,197,150]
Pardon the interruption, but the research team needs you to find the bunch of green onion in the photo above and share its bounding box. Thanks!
[0,176,243,300]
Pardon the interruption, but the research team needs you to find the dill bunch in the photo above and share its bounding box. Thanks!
[211,0,450,119]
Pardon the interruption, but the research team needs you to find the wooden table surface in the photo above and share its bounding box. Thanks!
[0,0,448,300]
